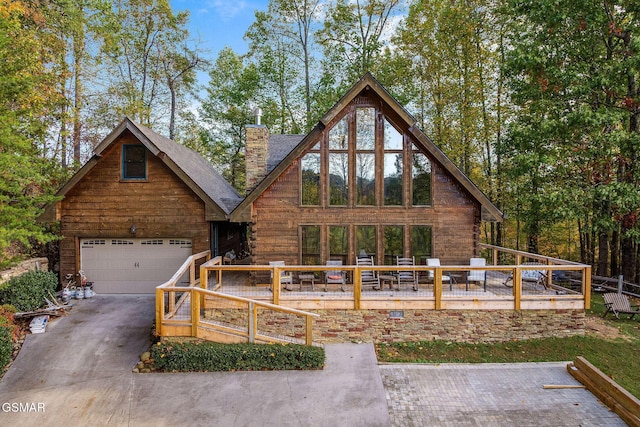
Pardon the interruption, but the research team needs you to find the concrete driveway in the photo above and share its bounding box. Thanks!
[0,295,389,426]
[0,295,627,426]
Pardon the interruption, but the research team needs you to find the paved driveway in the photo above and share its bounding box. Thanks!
[0,295,627,426]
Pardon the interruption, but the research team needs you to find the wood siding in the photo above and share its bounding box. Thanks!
[250,160,478,266]
[59,130,209,279]
[250,111,480,267]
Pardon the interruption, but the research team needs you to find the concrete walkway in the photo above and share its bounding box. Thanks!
[0,295,627,426]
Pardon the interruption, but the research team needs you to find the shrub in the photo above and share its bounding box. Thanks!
[0,325,12,369]
[150,341,325,372]
[0,271,58,311]
[0,305,17,369]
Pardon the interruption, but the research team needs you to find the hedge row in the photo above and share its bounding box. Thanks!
[150,341,325,372]
[0,271,58,311]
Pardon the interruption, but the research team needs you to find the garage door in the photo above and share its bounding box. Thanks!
[80,238,193,293]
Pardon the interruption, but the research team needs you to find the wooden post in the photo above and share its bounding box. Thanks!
[514,267,522,310]
[191,287,200,338]
[155,287,164,337]
[584,266,592,309]
[200,265,207,289]
[492,248,499,265]
[272,266,280,305]
[434,269,442,310]
[305,315,313,346]
[190,258,196,286]
[248,301,255,343]
[354,266,361,310]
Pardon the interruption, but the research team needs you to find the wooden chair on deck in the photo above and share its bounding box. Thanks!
[325,260,346,292]
[269,261,293,291]
[396,256,418,291]
[357,256,380,290]
[602,293,640,320]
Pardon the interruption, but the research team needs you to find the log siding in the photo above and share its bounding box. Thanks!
[250,93,480,268]
[59,131,209,278]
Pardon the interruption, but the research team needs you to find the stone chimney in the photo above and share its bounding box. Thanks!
[245,123,269,194]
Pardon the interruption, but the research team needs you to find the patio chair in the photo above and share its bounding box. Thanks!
[503,262,547,290]
[357,256,380,290]
[269,261,293,291]
[426,258,453,291]
[325,260,346,291]
[467,257,487,291]
[602,293,640,320]
[396,256,418,291]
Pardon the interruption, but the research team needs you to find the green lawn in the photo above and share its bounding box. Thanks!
[375,293,640,398]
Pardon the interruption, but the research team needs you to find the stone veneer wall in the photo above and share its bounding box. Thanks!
[204,308,586,344]
[0,258,49,285]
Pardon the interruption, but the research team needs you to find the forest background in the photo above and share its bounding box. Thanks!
[2,0,640,283]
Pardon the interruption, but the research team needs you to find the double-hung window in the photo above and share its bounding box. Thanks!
[122,145,147,180]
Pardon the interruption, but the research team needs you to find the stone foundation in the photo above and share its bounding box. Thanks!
[203,308,585,344]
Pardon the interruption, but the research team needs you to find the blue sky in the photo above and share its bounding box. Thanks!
[173,0,269,66]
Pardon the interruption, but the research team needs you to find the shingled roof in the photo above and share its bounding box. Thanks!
[39,117,243,222]
[267,134,304,173]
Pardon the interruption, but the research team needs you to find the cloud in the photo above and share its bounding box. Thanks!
[207,0,249,20]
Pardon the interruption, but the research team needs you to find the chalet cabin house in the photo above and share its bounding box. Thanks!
[233,73,503,273]
[42,73,501,293]
[40,73,588,342]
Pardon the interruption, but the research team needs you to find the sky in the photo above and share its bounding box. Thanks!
[173,0,270,87]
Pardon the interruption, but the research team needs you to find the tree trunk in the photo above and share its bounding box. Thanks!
[611,228,619,276]
[597,231,609,277]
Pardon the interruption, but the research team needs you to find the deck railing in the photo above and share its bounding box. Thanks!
[198,245,591,311]
[155,252,319,345]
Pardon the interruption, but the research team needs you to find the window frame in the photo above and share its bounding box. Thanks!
[121,144,147,181]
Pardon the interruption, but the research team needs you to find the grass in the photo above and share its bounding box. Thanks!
[375,293,640,398]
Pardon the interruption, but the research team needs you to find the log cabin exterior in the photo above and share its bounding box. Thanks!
[41,73,502,293]
[40,119,244,293]
[231,73,503,271]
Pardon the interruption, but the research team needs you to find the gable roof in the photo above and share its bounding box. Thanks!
[231,73,504,222]
[39,117,243,222]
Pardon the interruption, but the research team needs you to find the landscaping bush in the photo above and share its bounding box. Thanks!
[150,341,325,372]
[0,271,58,311]
[0,305,17,369]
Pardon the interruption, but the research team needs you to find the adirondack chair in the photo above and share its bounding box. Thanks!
[396,256,418,291]
[602,293,640,320]
[357,256,380,290]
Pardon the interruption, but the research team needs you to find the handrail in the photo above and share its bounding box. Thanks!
[156,251,318,345]
[479,243,586,266]
[199,261,590,310]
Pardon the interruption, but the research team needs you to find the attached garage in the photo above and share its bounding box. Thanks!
[38,118,244,290]
[80,238,191,294]
[80,238,192,293]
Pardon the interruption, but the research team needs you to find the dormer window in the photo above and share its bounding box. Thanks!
[122,144,147,180]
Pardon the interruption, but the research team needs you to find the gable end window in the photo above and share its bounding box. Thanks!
[122,144,147,180]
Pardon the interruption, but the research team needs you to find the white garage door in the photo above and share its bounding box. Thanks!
[80,238,193,294]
